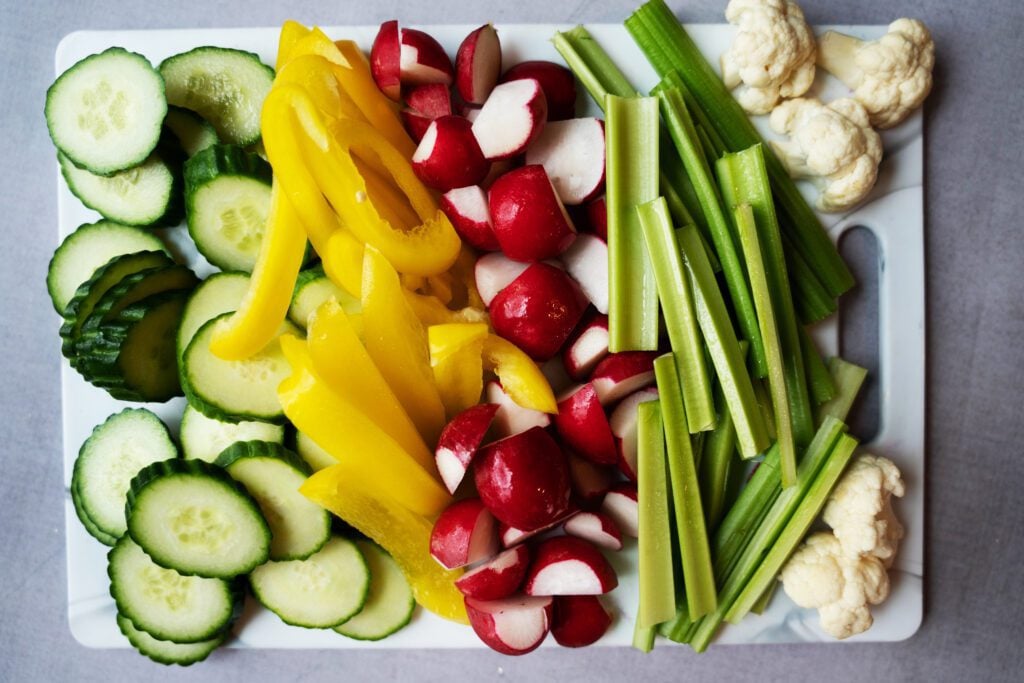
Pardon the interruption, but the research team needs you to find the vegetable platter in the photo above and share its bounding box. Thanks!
[57,16,924,655]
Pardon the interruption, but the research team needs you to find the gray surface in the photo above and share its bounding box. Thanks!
[1,0,1022,680]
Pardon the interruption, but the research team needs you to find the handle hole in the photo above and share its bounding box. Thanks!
[838,226,881,443]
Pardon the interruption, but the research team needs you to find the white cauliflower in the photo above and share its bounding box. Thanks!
[817,19,935,129]
[720,0,816,115]
[769,97,882,212]
[824,453,905,567]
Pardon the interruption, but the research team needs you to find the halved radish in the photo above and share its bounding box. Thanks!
[474,252,529,307]
[585,196,608,241]
[560,233,609,314]
[501,60,577,121]
[485,380,551,438]
[609,386,660,480]
[489,165,576,262]
[525,118,605,205]
[455,545,530,600]
[401,109,434,142]
[555,383,618,465]
[440,185,498,252]
[551,596,612,647]
[471,79,547,160]
[430,498,498,569]
[465,595,552,655]
[412,115,489,191]
[567,452,614,506]
[456,24,502,105]
[563,511,623,551]
[601,482,638,538]
[500,507,578,548]
[562,313,610,381]
[405,82,453,118]
[523,536,618,596]
[591,352,658,406]
[370,20,402,101]
[435,403,499,494]
[400,28,454,86]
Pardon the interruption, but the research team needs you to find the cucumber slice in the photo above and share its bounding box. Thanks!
[184,145,272,272]
[289,266,361,329]
[160,47,273,146]
[176,271,250,363]
[164,106,218,157]
[59,150,182,227]
[76,264,198,343]
[109,535,240,643]
[249,537,369,629]
[214,441,330,561]
[182,313,298,423]
[116,613,225,666]
[334,541,415,641]
[46,47,166,175]
[126,459,270,578]
[180,404,284,463]
[71,477,119,546]
[47,221,167,313]
[59,250,172,360]
[71,408,178,539]
[294,431,337,472]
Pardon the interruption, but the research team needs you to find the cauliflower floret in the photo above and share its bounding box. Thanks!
[824,454,905,567]
[817,19,935,129]
[720,0,816,115]
[769,97,882,212]
[781,532,890,640]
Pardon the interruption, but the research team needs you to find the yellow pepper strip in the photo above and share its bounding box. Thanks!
[322,228,364,298]
[276,55,364,122]
[429,323,489,418]
[278,335,450,517]
[276,20,311,70]
[482,334,558,414]
[307,298,434,472]
[404,290,490,327]
[301,462,468,624]
[351,155,422,232]
[426,273,455,306]
[277,25,350,70]
[209,180,308,360]
[361,246,447,446]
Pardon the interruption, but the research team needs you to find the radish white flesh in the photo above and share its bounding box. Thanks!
[563,511,623,551]
[602,484,638,538]
[560,233,609,314]
[590,352,658,406]
[474,253,529,307]
[609,387,659,480]
[526,118,606,205]
[485,381,550,438]
[435,403,499,494]
[499,508,577,547]
[455,545,530,600]
[399,28,454,86]
[440,185,498,252]
[465,595,552,655]
[456,24,502,105]
[524,536,618,596]
[472,79,547,160]
[500,60,577,121]
[563,314,610,381]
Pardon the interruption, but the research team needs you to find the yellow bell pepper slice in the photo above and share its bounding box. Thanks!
[361,246,447,446]
[404,290,490,327]
[276,20,311,70]
[278,335,450,517]
[209,180,308,360]
[429,323,490,360]
[429,323,489,418]
[301,462,468,624]
[277,24,350,70]
[307,298,434,472]
[276,55,364,122]
[482,334,558,414]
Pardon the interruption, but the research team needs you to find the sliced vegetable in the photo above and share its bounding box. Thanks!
[116,613,225,666]
[334,541,415,640]
[175,271,250,362]
[179,404,284,463]
[635,400,675,630]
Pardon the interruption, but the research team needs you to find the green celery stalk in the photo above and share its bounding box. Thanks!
[636,399,676,631]
[606,95,660,351]
[657,86,767,376]
[624,0,855,299]
[653,355,717,619]
[696,126,719,167]
[750,373,777,441]
[717,145,815,446]
[637,198,714,431]
[657,70,727,158]
[784,230,838,323]
[676,225,770,459]
[734,203,797,488]
[817,357,869,424]
[699,375,738,532]
[632,620,656,652]
[801,326,837,405]
[750,583,777,615]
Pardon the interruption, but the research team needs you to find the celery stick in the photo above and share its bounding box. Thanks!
[606,95,660,351]
[657,86,767,376]
[717,146,814,446]
[817,357,869,424]
[734,204,796,488]
[676,225,770,459]
[624,0,854,299]
[750,373,777,441]
[632,620,656,652]
[638,199,714,431]
[750,582,777,615]
[784,230,838,323]
[656,71,727,158]
[696,126,719,167]
[700,376,738,532]
[801,326,836,405]
[636,400,676,630]
[653,355,717,619]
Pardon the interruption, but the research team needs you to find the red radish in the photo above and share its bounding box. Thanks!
[405,82,452,117]
[609,386,660,480]
[370,20,402,101]
[474,426,572,531]
[585,196,608,241]
[455,24,502,105]
[474,253,529,307]
[551,595,612,647]
[562,313,610,381]
[400,109,434,143]
[602,483,638,538]
[485,380,551,438]
[560,234,609,314]
[526,118,606,205]
[555,383,618,465]
[499,507,577,547]
[563,511,623,551]
[501,60,577,121]
[399,28,454,86]
[455,545,530,600]
[440,186,499,252]
[523,536,618,596]
[429,498,499,569]
[489,165,576,261]
[591,352,658,405]
[412,116,489,191]
[471,79,547,160]
[435,403,499,494]
[489,263,588,361]
[567,452,614,506]
[465,595,552,655]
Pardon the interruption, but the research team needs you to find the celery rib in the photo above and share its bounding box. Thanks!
[801,326,837,406]
[699,376,738,533]
[817,357,869,425]
[636,400,676,632]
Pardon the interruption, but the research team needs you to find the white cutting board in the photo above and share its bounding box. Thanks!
[57,22,924,650]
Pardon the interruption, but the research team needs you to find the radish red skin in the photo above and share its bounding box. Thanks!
[412,115,490,191]
[523,535,618,596]
[435,403,499,494]
[590,351,659,405]
[405,82,453,117]
[562,312,610,381]
[465,595,552,655]
[440,186,500,251]
[455,545,531,600]
[563,510,623,551]
[501,60,577,121]
[456,24,502,105]
[566,451,614,507]
[555,383,619,465]
[429,498,499,569]
[399,28,455,86]
[488,165,577,262]
[371,20,402,101]
[551,595,612,647]
[584,196,608,241]
[474,426,572,531]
